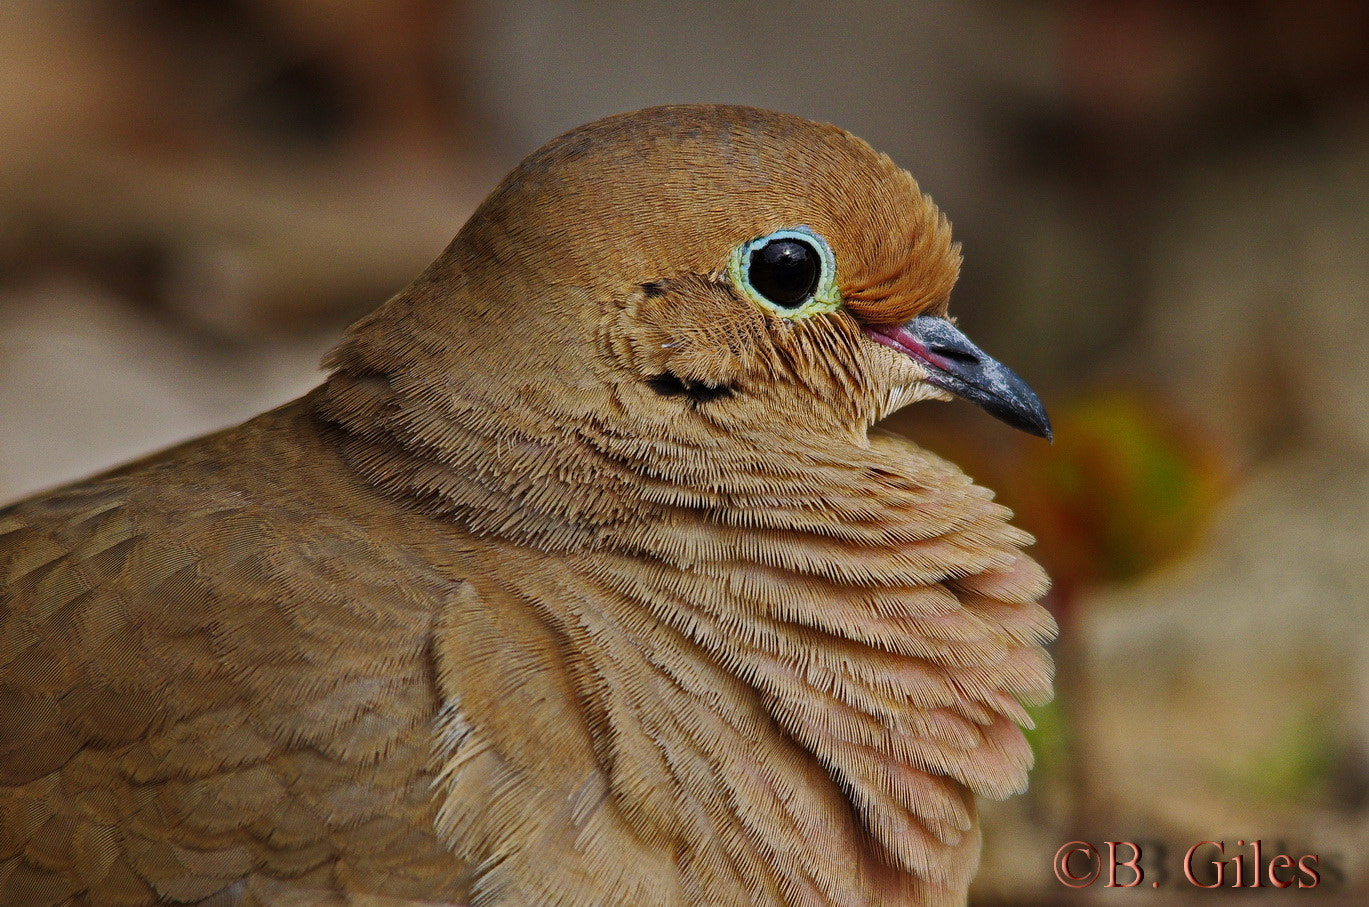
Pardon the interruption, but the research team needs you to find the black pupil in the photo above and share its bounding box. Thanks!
[749,238,820,308]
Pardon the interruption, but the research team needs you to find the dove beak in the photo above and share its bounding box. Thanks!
[864,315,1052,440]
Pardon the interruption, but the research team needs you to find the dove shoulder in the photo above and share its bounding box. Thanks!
[0,397,475,905]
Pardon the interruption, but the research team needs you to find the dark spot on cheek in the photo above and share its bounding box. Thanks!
[640,281,666,298]
[647,371,734,403]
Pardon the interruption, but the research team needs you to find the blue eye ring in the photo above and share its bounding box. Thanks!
[728,226,840,319]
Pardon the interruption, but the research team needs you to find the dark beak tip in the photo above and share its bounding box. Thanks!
[871,315,1053,441]
[1025,401,1053,442]
[1001,399,1052,441]
[967,367,1051,441]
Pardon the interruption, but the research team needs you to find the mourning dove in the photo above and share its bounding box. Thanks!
[0,105,1055,906]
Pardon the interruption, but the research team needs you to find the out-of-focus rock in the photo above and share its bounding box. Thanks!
[1071,97,1369,896]
[0,282,331,501]
[1143,114,1369,461]
[1,148,475,336]
[1083,451,1369,886]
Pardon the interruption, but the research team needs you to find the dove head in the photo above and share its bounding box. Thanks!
[329,105,1048,439]
[320,105,1048,538]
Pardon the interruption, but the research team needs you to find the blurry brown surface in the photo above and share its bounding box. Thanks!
[2,0,1367,902]
[0,0,487,497]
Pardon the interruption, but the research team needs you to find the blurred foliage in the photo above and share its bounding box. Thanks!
[1219,708,1342,808]
[899,388,1231,611]
[1022,697,1070,794]
[1012,390,1231,597]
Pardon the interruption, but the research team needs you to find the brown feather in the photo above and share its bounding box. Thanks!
[2,104,1051,905]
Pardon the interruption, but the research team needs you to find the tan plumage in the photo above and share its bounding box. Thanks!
[0,105,1054,906]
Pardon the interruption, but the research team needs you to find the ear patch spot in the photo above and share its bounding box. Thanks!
[647,371,734,403]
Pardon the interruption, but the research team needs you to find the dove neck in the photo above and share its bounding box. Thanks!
[315,356,1055,902]
[313,363,868,553]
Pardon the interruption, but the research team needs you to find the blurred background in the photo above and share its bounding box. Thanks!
[2,0,1367,902]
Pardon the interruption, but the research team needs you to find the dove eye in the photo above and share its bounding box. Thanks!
[729,226,840,319]
[749,239,819,307]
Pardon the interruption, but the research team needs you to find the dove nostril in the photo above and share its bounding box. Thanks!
[929,344,979,366]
